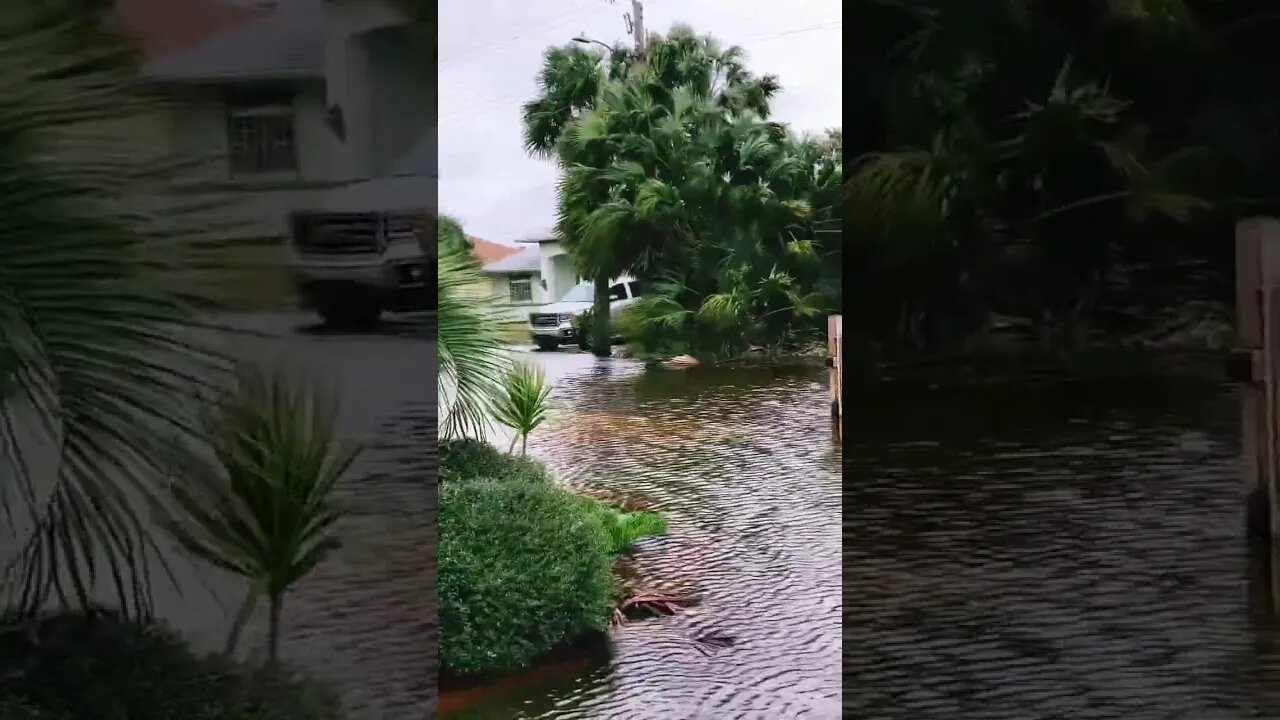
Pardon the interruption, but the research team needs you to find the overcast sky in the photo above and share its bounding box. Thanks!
[437,0,842,244]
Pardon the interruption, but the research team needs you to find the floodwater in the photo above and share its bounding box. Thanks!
[443,349,843,719]
[846,377,1280,720]
[0,313,440,719]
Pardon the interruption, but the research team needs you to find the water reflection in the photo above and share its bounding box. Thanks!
[445,352,842,719]
[846,377,1280,719]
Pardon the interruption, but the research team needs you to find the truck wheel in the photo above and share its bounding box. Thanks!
[577,335,591,351]
[534,337,560,352]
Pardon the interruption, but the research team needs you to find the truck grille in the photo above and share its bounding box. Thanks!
[384,214,420,246]
[293,213,381,255]
[530,313,559,328]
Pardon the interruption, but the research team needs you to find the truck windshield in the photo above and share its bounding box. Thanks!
[559,283,595,302]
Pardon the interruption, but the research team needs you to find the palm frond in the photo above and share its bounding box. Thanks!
[0,5,236,618]
[437,245,509,440]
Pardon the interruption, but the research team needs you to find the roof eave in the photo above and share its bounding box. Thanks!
[140,68,324,84]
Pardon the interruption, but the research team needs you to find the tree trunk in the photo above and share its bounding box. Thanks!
[267,592,283,664]
[592,273,611,357]
[223,588,257,657]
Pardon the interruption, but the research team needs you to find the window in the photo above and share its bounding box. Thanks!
[608,284,627,302]
[627,280,645,298]
[227,94,297,175]
[509,275,533,303]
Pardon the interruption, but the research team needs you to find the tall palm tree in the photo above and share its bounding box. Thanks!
[521,25,780,356]
[0,3,229,617]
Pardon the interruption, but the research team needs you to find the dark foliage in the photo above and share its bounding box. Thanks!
[0,611,343,719]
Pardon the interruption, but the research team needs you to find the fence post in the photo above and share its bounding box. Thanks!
[828,315,842,433]
[1237,219,1280,543]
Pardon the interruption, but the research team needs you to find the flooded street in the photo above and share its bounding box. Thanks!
[446,348,843,719]
[149,313,437,718]
[845,377,1280,720]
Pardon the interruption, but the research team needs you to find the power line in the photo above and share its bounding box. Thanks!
[437,1,609,75]
[438,21,841,124]
[438,3,623,121]
[739,21,842,45]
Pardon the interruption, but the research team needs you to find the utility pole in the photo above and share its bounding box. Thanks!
[631,0,645,56]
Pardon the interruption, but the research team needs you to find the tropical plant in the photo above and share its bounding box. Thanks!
[849,0,1280,356]
[489,362,553,456]
[436,240,509,440]
[527,25,840,361]
[161,365,357,662]
[434,214,474,263]
[593,506,667,555]
[0,2,230,618]
[523,26,786,356]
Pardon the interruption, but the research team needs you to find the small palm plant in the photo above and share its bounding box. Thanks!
[490,362,553,456]
[162,364,358,663]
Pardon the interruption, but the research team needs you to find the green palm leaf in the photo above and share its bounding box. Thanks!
[437,244,508,440]
[0,5,234,618]
[160,363,356,660]
[489,363,553,456]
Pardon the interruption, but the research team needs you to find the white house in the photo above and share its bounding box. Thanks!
[479,245,545,321]
[512,231,582,306]
[134,0,432,240]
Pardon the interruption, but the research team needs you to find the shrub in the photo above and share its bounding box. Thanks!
[0,611,344,720]
[593,507,668,554]
[438,439,549,485]
[439,478,615,675]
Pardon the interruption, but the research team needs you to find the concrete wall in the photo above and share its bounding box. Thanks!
[365,26,434,176]
[536,241,582,302]
[323,0,426,181]
[486,271,545,321]
[166,82,338,238]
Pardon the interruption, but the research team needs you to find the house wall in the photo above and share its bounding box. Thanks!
[487,272,545,322]
[165,81,339,239]
[323,0,425,181]
[365,27,434,176]
[536,241,582,302]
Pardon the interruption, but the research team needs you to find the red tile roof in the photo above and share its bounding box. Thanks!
[111,0,271,60]
[470,236,522,266]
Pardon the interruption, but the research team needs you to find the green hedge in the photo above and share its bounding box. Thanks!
[0,611,343,720]
[439,478,615,675]
[438,439,549,485]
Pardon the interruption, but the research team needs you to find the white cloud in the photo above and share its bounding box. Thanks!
[438,0,842,243]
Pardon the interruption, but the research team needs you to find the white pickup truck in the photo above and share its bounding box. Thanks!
[286,139,435,329]
[528,278,643,351]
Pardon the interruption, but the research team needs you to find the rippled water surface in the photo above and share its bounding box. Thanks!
[846,378,1280,720]
[446,351,843,719]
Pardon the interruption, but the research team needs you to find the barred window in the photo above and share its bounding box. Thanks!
[509,276,533,303]
[227,100,297,175]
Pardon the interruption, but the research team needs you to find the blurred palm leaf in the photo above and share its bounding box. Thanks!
[0,4,232,618]
[437,244,508,440]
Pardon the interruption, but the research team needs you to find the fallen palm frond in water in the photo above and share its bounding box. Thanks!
[612,592,695,626]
